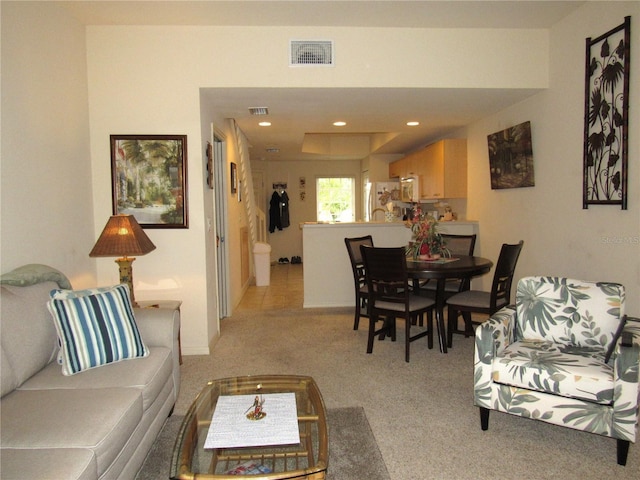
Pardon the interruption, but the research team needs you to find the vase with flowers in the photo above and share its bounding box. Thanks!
[405,204,449,260]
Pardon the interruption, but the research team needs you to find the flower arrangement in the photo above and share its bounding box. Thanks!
[405,204,449,259]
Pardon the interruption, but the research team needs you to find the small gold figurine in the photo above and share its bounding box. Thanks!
[245,395,266,421]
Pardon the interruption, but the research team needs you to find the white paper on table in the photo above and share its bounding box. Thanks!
[204,393,300,449]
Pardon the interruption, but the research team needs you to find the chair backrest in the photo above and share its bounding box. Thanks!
[515,276,625,354]
[344,236,374,288]
[360,245,409,309]
[489,240,524,312]
[441,234,476,256]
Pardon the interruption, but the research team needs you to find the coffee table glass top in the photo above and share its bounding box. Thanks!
[170,375,328,479]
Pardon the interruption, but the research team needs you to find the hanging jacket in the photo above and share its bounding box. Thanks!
[280,191,290,229]
[269,191,282,232]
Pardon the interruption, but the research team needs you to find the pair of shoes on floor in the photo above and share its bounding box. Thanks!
[291,256,302,264]
[278,257,289,264]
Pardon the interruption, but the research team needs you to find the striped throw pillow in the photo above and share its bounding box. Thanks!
[47,284,148,375]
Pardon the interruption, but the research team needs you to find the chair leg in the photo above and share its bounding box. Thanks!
[447,306,457,348]
[427,310,434,350]
[366,316,377,354]
[405,318,411,362]
[479,407,490,430]
[617,439,630,466]
[462,311,473,337]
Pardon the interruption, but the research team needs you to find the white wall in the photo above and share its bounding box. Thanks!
[1,2,96,287]
[85,24,548,354]
[464,2,640,313]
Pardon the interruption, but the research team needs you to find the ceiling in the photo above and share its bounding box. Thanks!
[60,1,586,161]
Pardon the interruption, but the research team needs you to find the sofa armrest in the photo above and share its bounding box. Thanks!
[611,318,640,441]
[134,307,180,349]
[473,305,517,408]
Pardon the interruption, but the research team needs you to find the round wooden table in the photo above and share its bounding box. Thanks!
[406,255,493,353]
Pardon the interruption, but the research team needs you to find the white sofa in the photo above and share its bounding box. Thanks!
[0,265,181,479]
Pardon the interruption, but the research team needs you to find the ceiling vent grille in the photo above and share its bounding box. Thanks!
[290,40,334,67]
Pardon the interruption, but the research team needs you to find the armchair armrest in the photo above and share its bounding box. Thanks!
[612,318,640,442]
[473,305,517,408]
[134,307,180,349]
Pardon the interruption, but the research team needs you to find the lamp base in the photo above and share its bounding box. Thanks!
[115,257,137,306]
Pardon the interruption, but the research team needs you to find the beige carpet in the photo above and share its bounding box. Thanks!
[169,307,639,479]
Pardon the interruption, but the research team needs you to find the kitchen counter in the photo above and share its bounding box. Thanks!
[302,220,479,308]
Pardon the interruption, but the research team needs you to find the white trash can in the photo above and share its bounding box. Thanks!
[253,242,272,286]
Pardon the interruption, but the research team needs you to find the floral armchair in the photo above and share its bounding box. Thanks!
[474,276,639,465]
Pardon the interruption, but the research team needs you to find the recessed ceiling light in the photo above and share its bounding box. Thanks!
[259,121,271,127]
[266,147,280,153]
[407,121,420,126]
[333,121,346,126]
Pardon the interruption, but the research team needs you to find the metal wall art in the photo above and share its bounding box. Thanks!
[487,121,535,189]
[111,134,188,228]
[583,16,631,209]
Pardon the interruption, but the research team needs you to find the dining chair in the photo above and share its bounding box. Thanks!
[344,235,374,330]
[360,245,435,362]
[445,240,523,347]
[420,234,477,297]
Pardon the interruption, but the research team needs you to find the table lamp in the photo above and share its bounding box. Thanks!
[89,214,156,305]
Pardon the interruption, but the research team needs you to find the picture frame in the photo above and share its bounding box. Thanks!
[205,142,213,189]
[110,134,188,228]
[487,121,535,189]
[583,16,630,209]
[230,162,238,194]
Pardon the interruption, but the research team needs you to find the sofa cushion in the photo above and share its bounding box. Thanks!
[0,448,97,480]
[1,282,60,396]
[515,277,625,354]
[47,284,149,375]
[19,346,172,411]
[493,339,614,405]
[0,387,142,477]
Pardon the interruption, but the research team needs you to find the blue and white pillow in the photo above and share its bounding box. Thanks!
[47,284,148,375]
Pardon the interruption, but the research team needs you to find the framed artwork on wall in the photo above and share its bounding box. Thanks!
[110,134,188,228]
[487,121,535,190]
[583,16,630,209]
[230,162,238,194]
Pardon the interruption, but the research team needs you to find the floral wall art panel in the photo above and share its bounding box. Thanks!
[487,121,535,190]
[583,16,631,209]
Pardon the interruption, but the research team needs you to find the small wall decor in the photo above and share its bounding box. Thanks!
[110,134,188,228]
[205,142,213,189]
[583,16,631,209]
[299,176,306,201]
[230,162,238,194]
[487,121,535,189]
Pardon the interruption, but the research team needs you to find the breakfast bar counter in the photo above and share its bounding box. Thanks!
[301,221,479,308]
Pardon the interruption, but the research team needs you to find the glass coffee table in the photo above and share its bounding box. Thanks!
[170,375,328,479]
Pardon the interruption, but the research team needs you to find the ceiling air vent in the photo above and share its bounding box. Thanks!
[290,40,334,67]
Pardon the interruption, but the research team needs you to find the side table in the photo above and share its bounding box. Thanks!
[137,300,182,365]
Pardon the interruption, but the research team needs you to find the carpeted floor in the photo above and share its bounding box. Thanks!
[137,407,390,479]
[142,306,639,479]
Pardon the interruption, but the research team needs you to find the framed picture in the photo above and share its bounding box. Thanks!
[205,142,213,189]
[487,121,535,190]
[583,16,630,209]
[230,162,238,194]
[110,134,188,228]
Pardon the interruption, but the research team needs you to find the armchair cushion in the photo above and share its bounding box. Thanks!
[515,277,625,354]
[492,339,614,404]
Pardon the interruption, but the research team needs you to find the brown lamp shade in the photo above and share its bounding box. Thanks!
[89,215,156,258]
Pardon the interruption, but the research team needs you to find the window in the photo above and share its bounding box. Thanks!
[316,177,355,222]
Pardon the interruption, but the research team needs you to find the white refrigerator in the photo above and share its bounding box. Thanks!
[366,181,400,221]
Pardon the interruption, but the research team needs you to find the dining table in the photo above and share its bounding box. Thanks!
[406,255,493,353]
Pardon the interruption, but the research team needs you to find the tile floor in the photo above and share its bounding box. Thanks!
[237,263,304,310]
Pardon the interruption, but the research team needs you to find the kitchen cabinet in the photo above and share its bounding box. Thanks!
[389,139,467,199]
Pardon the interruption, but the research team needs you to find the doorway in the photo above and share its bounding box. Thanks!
[213,130,231,318]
